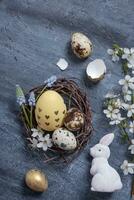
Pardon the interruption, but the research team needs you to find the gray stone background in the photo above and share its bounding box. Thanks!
[0,0,134,199]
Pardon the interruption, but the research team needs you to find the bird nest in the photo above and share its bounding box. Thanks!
[18,77,92,163]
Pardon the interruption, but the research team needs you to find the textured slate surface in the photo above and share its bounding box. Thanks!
[0,0,133,199]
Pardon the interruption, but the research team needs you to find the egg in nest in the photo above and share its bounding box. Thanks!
[35,90,67,131]
[64,108,84,131]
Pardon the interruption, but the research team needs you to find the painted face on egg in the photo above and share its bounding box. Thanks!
[35,90,67,131]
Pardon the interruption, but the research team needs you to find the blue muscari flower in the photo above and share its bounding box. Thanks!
[16,84,26,106]
[28,91,36,106]
[44,75,57,87]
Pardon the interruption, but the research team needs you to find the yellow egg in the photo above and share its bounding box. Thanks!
[35,90,67,131]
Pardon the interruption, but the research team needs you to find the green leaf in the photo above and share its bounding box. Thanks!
[122,61,128,75]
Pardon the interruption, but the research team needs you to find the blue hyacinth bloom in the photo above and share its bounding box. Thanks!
[16,84,26,106]
[44,75,57,87]
[28,91,36,106]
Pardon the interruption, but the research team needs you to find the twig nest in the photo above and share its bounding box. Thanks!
[71,32,92,59]
[52,128,77,150]
[25,169,48,192]
[86,59,106,82]
[18,78,92,163]
[64,108,84,131]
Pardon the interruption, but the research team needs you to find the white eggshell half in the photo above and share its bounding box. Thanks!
[52,128,77,151]
[86,59,106,81]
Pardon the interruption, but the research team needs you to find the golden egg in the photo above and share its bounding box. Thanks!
[25,169,48,192]
[35,90,67,131]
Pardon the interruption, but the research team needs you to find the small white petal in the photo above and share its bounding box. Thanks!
[125,94,131,101]
[112,55,119,62]
[37,142,43,148]
[125,75,131,80]
[123,169,129,175]
[112,113,117,119]
[31,128,38,132]
[109,120,115,125]
[42,144,48,151]
[130,48,134,54]
[44,134,50,140]
[103,110,109,114]
[129,128,133,133]
[122,103,128,109]
[127,110,132,117]
[128,167,134,174]
[32,132,38,137]
[129,83,134,90]
[119,79,125,85]
[124,48,130,54]
[47,141,53,148]
[128,145,133,150]
[122,54,128,59]
[108,105,113,111]
[130,77,134,82]
[107,49,114,55]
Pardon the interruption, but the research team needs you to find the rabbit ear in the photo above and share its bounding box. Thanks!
[99,133,114,146]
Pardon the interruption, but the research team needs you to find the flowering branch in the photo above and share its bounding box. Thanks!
[105,45,134,175]
[108,44,134,75]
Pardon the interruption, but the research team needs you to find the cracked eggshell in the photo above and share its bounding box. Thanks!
[71,32,92,59]
[56,58,68,71]
[52,128,77,151]
[86,59,106,82]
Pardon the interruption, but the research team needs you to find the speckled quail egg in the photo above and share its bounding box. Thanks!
[64,108,84,131]
[52,128,77,151]
[25,169,48,192]
[71,32,92,59]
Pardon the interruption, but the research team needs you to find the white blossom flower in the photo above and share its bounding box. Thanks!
[129,121,134,133]
[37,134,52,151]
[128,140,134,154]
[119,75,134,91]
[122,103,134,117]
[122,48,134,59]
[114,98,123,108]
[128,62,134,69]
[103,105,119,119]
[122,48,131,59]
[122,89,132,102]
[107,49,119,62]
[109,113,125,125]
[31,128,43,139]
[28,138,38,148]
[120,160,134,175]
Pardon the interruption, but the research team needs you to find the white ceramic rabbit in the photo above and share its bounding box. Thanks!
[90,133,123,192]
